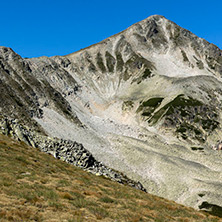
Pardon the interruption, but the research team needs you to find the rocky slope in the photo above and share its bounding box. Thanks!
[1,15,222,212]
[0,117,145,192]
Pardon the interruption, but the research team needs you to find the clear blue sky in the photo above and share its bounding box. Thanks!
[1,0,222,58]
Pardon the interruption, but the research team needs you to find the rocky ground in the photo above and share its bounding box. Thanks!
[0,117,146,192]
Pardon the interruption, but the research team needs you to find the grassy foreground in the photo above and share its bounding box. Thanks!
[0,134,221,222]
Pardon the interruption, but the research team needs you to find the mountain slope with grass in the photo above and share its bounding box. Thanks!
[1,15,222,211]
[0,134,221,222]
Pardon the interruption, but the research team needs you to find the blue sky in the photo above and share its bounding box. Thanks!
[1,0,222,58]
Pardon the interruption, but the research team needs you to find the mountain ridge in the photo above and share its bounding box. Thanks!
[65,15,168,57]
[66,14,221,60]
[1,15,222,213]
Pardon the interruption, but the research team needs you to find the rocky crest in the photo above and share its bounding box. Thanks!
[1,15,222,212]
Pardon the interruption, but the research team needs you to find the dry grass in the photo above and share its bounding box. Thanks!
[0,134,221,222]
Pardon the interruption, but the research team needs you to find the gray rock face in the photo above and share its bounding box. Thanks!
[0,117,146,192]
[1,15,222,211]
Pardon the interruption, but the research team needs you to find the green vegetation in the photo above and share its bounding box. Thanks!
[176,122,204,142]
[0,134,220,221]
[133,33,147,44]
[206,56,216,70]
[99,196,115,203]
[105,51,115,73]
[173,26,184,46]
[142,68,152,79]
[181,50,189,62]
[142,97,164,107]
[196,60,204,69]
[193,56,204,69]
[96,53,106,72]
[137,97,164,120]
[199,202,222,218]
[88,62,96,72]
[133,68,154,84]
[122,100,134,111]
[137,95,219,142]
[191,147,204,151]
[116,52,124,72]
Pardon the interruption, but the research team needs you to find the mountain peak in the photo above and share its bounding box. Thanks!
[1,16,222,214]
[66,15,168,57]
[143,14,166,21]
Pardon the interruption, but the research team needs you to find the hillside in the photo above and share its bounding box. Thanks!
[0,134,221,222]
[1,14,222,211]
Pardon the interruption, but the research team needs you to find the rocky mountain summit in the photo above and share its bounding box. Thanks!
[1,15,222,212]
